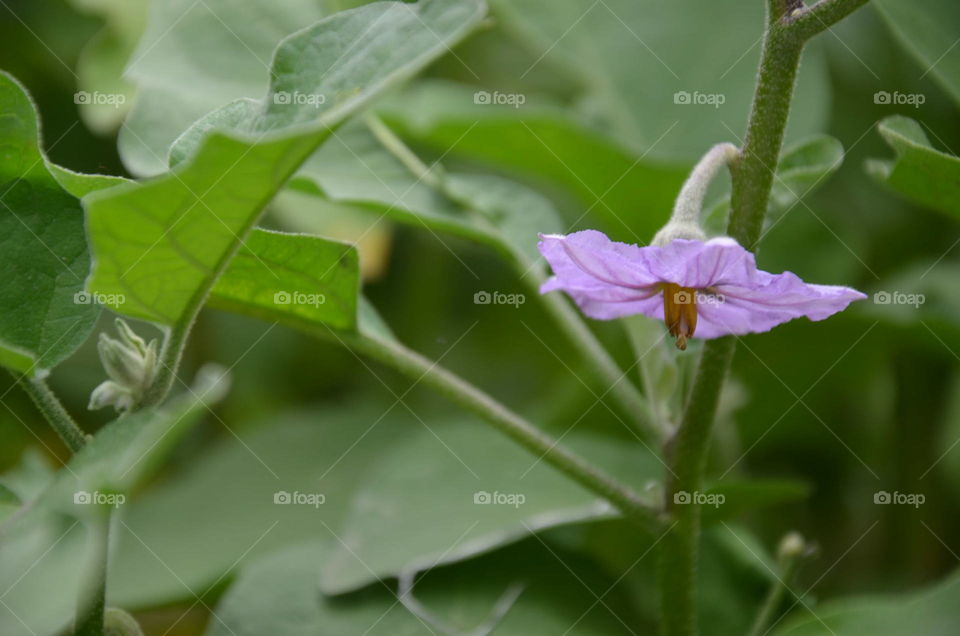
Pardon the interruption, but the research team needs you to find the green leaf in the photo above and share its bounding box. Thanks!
[874,0,960,107]
[0,72,102,376]
[208,539,638,636]
[487,0,828,163]
[320,421,661,594]
[775,570,960,635]
[87,0,487,326]
[868,116,960,219]
[210,228,360,332]
[377,80,689,238]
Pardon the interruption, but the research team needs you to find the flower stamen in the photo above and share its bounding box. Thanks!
[662,283,698,350]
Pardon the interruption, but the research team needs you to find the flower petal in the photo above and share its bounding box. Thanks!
[538,231,663,320]
[699,272,867,337]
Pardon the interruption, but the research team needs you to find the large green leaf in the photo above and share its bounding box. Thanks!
[874,0,960,107]
[86,0,487,326]
[0,72,102,375]
[208,539,638,636]
[868,115,960,219]
[377,80,688,238]
[775,570,960,635]
[488,0,828,163]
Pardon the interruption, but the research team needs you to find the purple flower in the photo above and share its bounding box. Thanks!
[538,231,866,350]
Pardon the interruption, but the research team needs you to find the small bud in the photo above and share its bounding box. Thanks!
[89,320,158,412]
[777,531,806,561]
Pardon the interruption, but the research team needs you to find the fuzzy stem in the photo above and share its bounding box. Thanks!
[657,1,869,634]
[657,142,739,239]
[657,337,735,636]
[16,374,87,452]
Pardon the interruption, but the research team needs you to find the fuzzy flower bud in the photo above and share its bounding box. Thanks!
[88,320,158,413]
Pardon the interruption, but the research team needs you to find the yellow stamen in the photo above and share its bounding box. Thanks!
[662,283,698,350]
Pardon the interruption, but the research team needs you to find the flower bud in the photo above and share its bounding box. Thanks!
[88,320,158,412]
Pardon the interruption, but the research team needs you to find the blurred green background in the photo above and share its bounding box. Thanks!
[1,0,959,634]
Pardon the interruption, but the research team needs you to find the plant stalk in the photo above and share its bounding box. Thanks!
[16,374,87,452]
[657,1,870,634]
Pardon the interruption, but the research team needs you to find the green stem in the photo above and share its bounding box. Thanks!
[658,1,869,634]
[341,329,660,529]
[16,374,87,452]
[364,114,661,440]
[658,337,735,636]
[74,512,111,636]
